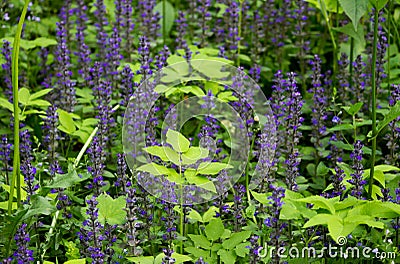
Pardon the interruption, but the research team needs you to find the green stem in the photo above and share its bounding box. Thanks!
[162,0,166,45]
[179,161,184,254]
[368,6,379,199]
[8,0,30,215]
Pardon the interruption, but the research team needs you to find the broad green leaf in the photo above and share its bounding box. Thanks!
[28,99,51,107]
[137,162,171,175]
[154,1,175,36]
[197,162,233,175]
[328,123,354,132]
[46,166,86,189]
[217,249,236,264]
[166,168,184,184]
[192,59,230,79]
[30,88,52,100]
[187,208,203,222]
[205,218,224,241]
[166,129,190,152]
[303,213,336,228]
[343,102,363,115]
[369,0,389,10]
[143,146,180,164]
[170,253,192,264]
[280,201,302,220]
[182,147,209,165]
[19,87,30,105]
[31,37,57,47]
[327,215,344,242]
[57,109,76,134]
[127,256,154,264]
[184,247,208,258]
[64,259,86,264]
[370,101,400,139]
[250,191,270,205]
[178,86,205,96]
[23,195,57,220]
[338,0,368,31]
[188,234,211,249]
[222,231,252,250]
[202,206,219,222]
[297,195,336,214]
[96,194,127,225]
[235,242,250,257]
[333,23,365,45]
[185,173,216,193]
[0,97,15,112]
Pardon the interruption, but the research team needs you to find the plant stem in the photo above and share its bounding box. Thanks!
[368,6,379,199]
[237,0,244,66]
[162,0,166,45]
[8,0,30,215]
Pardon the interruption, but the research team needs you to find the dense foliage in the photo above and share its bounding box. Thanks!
[1,0,400,263]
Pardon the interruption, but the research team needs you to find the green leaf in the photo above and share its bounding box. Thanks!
[57,109,76,134]
[217,249,236,264]
[328,123,354,132]
[96,194,127,225]
[369,0,389,10]
[296,195,336,214]
[182,147,209,165]
[202,206,219,222]
[143,146,180,164]
[166,129,190,152]
[192,59,230,79]
[316,161,329,176]
[187,208,203,222]
[137,163,171,175]
[178,86,205,96]
[46,166,86,189]
[64,259,86,264]
[205,218,224,241]
[338,0,368,31]
[344,102,363,115]
[250,191,270,205]
[28,99,51,107]
[19,87,30,105]
[30,88,52,100]
[170,253,192,264]
[197,162,233,175]
[185,173,216,193]
[333,23,365,45]
[127,256,154,264]
[188,234,211,249]
[235,242,250,257]
[222,231,252,250]
[31,37,57,47]
[154,1,175,37]
[371,101,400,139]
[0,97,15,112]
[23,195,57,220]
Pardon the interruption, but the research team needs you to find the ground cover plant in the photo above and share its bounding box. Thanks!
[1,0,400,263]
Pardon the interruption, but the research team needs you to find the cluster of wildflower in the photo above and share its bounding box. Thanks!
[348,141,366,199]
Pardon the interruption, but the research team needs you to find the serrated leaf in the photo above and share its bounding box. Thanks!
[222,231,252,250]
[46,166,85,189]
[64,259,86,264]
[166,129,190,152]
[96,194,127,225]
[205,218,224,241]
[217,249,236,264]
[187,208,203,222]
[28,99,51,107]
[185,173,216,193]
[188,234,211,249]
[22,195,57,220]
